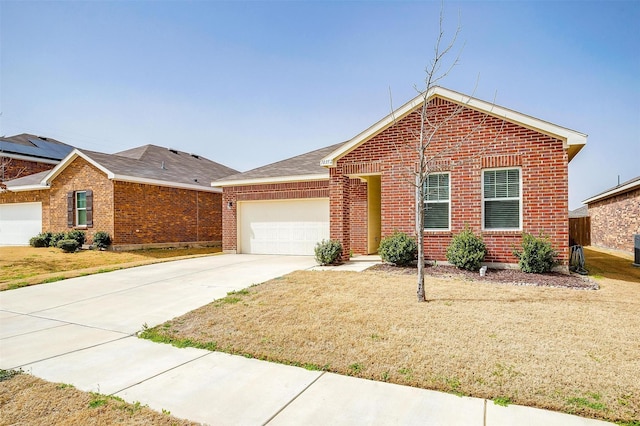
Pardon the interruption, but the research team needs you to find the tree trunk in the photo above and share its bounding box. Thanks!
[416,172,426,302]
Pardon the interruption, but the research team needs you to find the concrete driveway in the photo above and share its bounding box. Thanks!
[0,254,612,425]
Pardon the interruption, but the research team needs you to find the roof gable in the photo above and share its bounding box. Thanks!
[320,86,587,167]
[32,145,238,193]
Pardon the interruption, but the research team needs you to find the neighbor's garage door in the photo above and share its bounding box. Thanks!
[0,202,42,246]
[238,199,329,255]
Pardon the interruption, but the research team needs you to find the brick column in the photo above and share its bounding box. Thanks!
[329,167,350,261]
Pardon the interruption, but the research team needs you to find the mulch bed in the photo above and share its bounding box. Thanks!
[368,263,599,290]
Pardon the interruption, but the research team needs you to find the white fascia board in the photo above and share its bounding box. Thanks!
[41,149,114,185]
[320,86,587,167]
[212,173,328,188]
[0,152,60,165]
[1,184,50,192]
[113,175,222,193]
[583,180,640,204]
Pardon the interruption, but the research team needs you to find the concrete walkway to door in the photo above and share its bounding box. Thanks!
[0,254,612,425]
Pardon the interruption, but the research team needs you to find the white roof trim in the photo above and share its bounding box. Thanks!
[1,183,49,192]
[42,149,114,184]
[0,152,60,165]
[112,175,222,193]
[583,179,640,204]
[212,173,328,188]
[320,86,587,167]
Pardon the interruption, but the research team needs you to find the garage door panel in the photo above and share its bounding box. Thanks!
[239,199,329,255]
[0,202,43,246]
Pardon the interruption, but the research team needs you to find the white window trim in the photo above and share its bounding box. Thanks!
[76,191,87,227]
[482,167,522,231]
[424,172,451,231]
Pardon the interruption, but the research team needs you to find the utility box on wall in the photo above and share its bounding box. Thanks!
[634,234,640,267]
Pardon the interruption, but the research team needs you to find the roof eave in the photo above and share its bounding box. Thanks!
[1,184,50,193]
[212,173,329,188]
[113,175,222,193]
[582,180,640,204]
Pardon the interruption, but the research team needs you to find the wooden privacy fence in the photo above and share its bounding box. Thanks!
[569,217,591,246]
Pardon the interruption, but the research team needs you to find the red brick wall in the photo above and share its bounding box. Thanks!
[349,178,368,255]
[47,157,115,243]
[1,157,56,182]
[222,181,329,252]
[113,181,221,245]
[589,187,640,253]
[333,97,570,265]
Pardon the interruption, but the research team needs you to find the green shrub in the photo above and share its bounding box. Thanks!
[513,233,558,273]
[314,239,343,265]
[49,232,67,248]
[378,231,417,266]
[446,227,487,271]
[29,235,48,248]
[93,231,111,249]
[66,230,86,246]
[57,239,80,253]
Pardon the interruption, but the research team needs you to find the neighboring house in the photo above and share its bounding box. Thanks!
[583,176,640,254]
[569,205,589,218]
[0,145,238,247]
[0,133,74,182]
[214,86,587,269]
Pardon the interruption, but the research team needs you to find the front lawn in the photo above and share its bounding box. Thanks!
[142,254,639,424]
[0,246,221,291]
[0,370,197,425]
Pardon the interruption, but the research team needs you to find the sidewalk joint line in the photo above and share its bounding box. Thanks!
[110,350,214,396]
[262,371,326,425]
[484,398,487,426]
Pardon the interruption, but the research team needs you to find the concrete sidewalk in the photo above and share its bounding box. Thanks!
[0,254,612,425]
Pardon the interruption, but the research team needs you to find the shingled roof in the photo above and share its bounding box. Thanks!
[4,144,238,192]
[0,133,74,161]
[213,142,344,186]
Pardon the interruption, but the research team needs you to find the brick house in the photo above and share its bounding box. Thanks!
[0,145,237,247]
[1,134,74,183]
[214,87,587,269]
[583,176,640,254]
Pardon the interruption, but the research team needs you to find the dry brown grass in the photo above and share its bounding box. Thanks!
[0,371,199,425]
[0,246,221,291]
[148,252,640,423]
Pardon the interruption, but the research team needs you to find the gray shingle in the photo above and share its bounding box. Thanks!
[215,142,344,183]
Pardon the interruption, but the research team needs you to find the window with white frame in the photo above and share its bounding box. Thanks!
[483,168,521,230]
[76,191,87,226]
[424,172,450,230]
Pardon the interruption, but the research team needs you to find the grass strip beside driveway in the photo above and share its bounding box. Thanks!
[141,269,639,424]
[0,246,221,291]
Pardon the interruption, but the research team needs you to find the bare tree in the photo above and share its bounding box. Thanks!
[390,7,499,301]
[0,156,27,190]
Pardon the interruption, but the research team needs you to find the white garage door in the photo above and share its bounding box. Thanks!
[0,202,42,246]
[239,199,329,255]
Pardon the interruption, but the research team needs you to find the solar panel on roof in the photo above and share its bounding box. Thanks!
[0,138,72,160]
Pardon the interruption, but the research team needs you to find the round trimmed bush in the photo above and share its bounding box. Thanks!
[446,227,486,271]
[314,239,343,265]
[513,233,558,273]
[66,230,86,246]
[57,239,80,253]
[93,231,111,249]
[29,235,49,248]
[49,232,67,248]
[378,231,417,266]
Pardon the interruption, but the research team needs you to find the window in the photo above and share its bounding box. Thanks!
[483,168,521,230]
[67,190,93,228]
[424,172,450,230]
[76,191,87,226]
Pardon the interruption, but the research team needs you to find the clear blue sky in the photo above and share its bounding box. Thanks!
[1,1,638,209]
